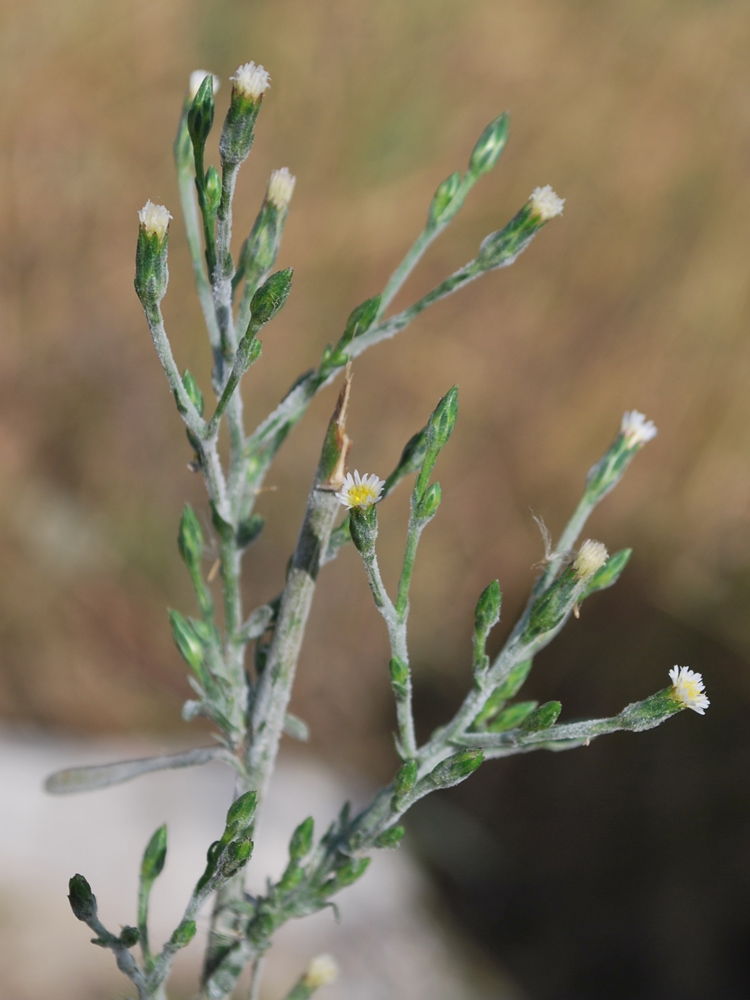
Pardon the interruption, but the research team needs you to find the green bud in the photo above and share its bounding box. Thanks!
[181,370,204,416]
[222,837,254,877]
[338,295,381,352]
[225,791,258,836]
[428,386,459,452]
[68,874,98,923]
[249,268,293,328]
[488,700,539,733]
[187,74,215,153]
[476,206,537,272]
[389,657,410,699]
[170,919,197,949]
[140,824,168,885]
[417,481,442,521]
[349,504,378,555]
[428,171,462,228]
[168,609,205,678]
[375,825,406,849]
[492,658,533,700]
[119,926,140,948]
[278,863,305,892]
[468,112,510,177]
[525,567,579,639]
[521,700,562,732]
[428,749,484,788]
[474,580,502,636]
[178,505,204,569]
[236,514,265,550]
[289,817,314,861]
[204,165,222,216]
[333,857,371,888]
[395,759,418,797]
[581,548,632,600]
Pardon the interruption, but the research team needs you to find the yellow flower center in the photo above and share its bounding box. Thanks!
[348,483,379,507]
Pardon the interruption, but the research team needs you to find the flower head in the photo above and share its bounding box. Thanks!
[621,410,658,447]
[230,61,270,101]
[573,539,609,579]
[303,954,339,989]
[334,470,385,510]
[669,666,710,715]
[188,70,220,101]
[529,185,565,222]
[267,167,296,210]
[138,200,172,240]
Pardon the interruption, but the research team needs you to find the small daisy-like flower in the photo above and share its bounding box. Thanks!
[573,539,609,579]
[669,666,710,715]
[188,70,220,101]
[267,167,296,210]
[304,954,339,989]
[529,185,565,222]
[621,410,658,447]
[230,61,270,101]
[334,471,385,510]
[138,200,172,239]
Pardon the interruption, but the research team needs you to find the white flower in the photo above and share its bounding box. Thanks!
[230,62,270,101]
[304,953,339,989]
[267,167,296,210]
[669,666,710,715]
[621,410,658,447]
[334,471,385,510]
[138,200,172,239]
[188,70,220,101]
[573,539,608,579]
[529,185,565,221]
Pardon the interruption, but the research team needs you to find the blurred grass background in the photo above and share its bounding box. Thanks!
[2,0,750,996]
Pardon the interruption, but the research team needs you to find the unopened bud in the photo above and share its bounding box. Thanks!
[187,74,215,151]
[170,919,197,948]
[178,504,204,569]
[521,700,562,731]
[168,609,205,677]
[474,580,502,636]
[468,112,510,177]
[289,817,314,861]
[418,481,442,521]
[428,171,462,228]
[204,165,222,215]
[188,70,220,102]
[68,874,98,923]
[140,824,168,885]
[249,268,293,327]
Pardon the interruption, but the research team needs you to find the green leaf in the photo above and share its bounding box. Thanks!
[521,700,562,732]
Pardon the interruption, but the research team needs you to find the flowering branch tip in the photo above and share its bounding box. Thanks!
[335,471,385,509]
[231,61,271,101]
[529,185,565,221]
[669,666,709,714]
[138,200,172,239]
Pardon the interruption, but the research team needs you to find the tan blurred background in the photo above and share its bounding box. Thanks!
[2,0,750,997]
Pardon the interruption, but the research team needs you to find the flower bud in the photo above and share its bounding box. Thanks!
[394,759,418,799]
[428,171,462,228]
[474,580,502,636]
[417,481,442,521]
[168,609,205,678]
[375,824,406,848]
[119,926,139,948]
[68,874,98,923]
[187,74,215,152]
[427,749,484,789]
[468,112,510,177]
[521,700,562,732]
[267,166,296,210]
[134,201,171,306]
[573,540,609,580]
[220,61,270,167]
[169,919,197,948]
[428,386,459,451]
[249,268,293,328]
[188,70,219,102]
[140,824,168,885]
[224,790,258,837]
[289,816,314,861]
